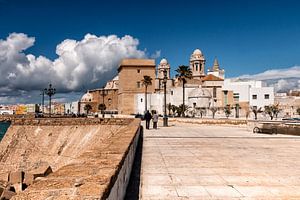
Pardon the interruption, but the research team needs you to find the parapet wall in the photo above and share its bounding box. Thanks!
[0,118,141,199]
[11,117,133,126]
[169,117,248,126]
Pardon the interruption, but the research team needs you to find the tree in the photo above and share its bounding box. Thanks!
[245,107,251,120]
[175,65,192,117]
[167,103,172,115]
[210,107,218,119]
[84,104,92,115]
[297,107,300,115]
[251,107,262,120]
[171,105,177,117]
[141,75,153,113]
[264,104,280,120]
[176,104,190,117]
[224,105,232,118]
[98,103,106,117]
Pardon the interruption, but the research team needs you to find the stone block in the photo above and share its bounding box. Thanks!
[9,171,23,184]
[23,172,34,186]
[30,165,53,179]
[0,186,4,197]
[0,172,9,183]
[0,189,16,199]
[12,183,22,193]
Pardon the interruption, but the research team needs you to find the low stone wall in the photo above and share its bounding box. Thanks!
[0,118,141,199]
[169,117,248,126]
[11,117,133,126]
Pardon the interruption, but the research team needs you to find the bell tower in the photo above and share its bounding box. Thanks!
[157,58,170,79]
[190,49,205,80]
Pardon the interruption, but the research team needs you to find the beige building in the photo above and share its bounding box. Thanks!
[80,49,239,117]
[117,59,156,114]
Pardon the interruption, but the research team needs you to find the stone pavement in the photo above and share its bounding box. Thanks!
[140,121,300,200]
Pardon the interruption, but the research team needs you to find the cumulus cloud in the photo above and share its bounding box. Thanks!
[0,33,155,104]
[236,66,300,92]
[237,66,300,80]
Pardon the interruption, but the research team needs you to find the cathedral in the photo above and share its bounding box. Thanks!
[79,49,235,117]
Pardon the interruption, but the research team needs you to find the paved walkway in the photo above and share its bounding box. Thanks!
[140,121,300,199]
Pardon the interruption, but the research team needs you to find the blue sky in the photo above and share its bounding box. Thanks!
[0,0,300,104]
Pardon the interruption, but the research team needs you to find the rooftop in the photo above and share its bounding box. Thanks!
[119,58,155,67]
[202,74,224,81]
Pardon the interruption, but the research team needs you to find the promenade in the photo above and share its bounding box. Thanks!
[140,121,300,199]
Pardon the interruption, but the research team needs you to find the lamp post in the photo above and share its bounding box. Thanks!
[44,84,56,117]
[100,87,108,118]
[163,69,168,127]
[40,90,45,113]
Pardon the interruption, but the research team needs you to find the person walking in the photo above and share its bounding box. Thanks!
[152,111,158,129]
[144,110,152,129]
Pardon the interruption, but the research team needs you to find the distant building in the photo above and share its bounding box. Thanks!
[223,79,274,110]
[64,102,80,115]
[275,93,300,117]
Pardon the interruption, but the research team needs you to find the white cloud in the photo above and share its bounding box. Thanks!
[236,66,300,92]
[0,33,153,104]
[238,66,300,80]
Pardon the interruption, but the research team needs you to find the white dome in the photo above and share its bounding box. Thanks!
[193,49,202,55]
[81,92,93,102]
[160,58,168,65]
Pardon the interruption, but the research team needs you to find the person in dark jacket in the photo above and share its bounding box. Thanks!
[144,110,152,129]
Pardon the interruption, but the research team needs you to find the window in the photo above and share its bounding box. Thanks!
[141,98,143,102]
[264,94,270,99]
[195,63,198,71]
[137,69,140,73]
[252,95,257,100]
[137,81,140,88]
[233,93,239,102]
[213,87,217,98]
[171,91,174,95]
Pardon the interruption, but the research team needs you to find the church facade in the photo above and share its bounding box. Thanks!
[79,49,271,118]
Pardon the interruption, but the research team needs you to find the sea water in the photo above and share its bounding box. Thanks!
[0,121,10,141]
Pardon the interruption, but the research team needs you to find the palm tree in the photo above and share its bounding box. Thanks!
[84,104,92,115]
[141,75,153,113]
[175,65,192,117]
[98,103,106,118]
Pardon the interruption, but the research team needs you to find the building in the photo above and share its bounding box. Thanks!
[275,93,300,118]
[80,49,275,118]
[118,59,156,114]
[223,79,274,110]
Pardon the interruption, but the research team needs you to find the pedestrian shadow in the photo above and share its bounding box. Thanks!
[125,125,144,200]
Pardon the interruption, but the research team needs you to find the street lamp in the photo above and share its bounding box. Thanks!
[44,84,56,117]
[40,90,45,113]
[163,69,168,127]
[100,87,108,118]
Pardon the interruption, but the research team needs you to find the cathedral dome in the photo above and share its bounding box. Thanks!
[160,58,168,65]
[81,92,93,102]
[193,49,202,55]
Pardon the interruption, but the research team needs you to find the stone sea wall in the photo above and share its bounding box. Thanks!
[0,118,141,199]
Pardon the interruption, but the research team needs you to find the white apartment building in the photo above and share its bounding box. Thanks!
[223,79,274,109]
[64,101,80,114]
